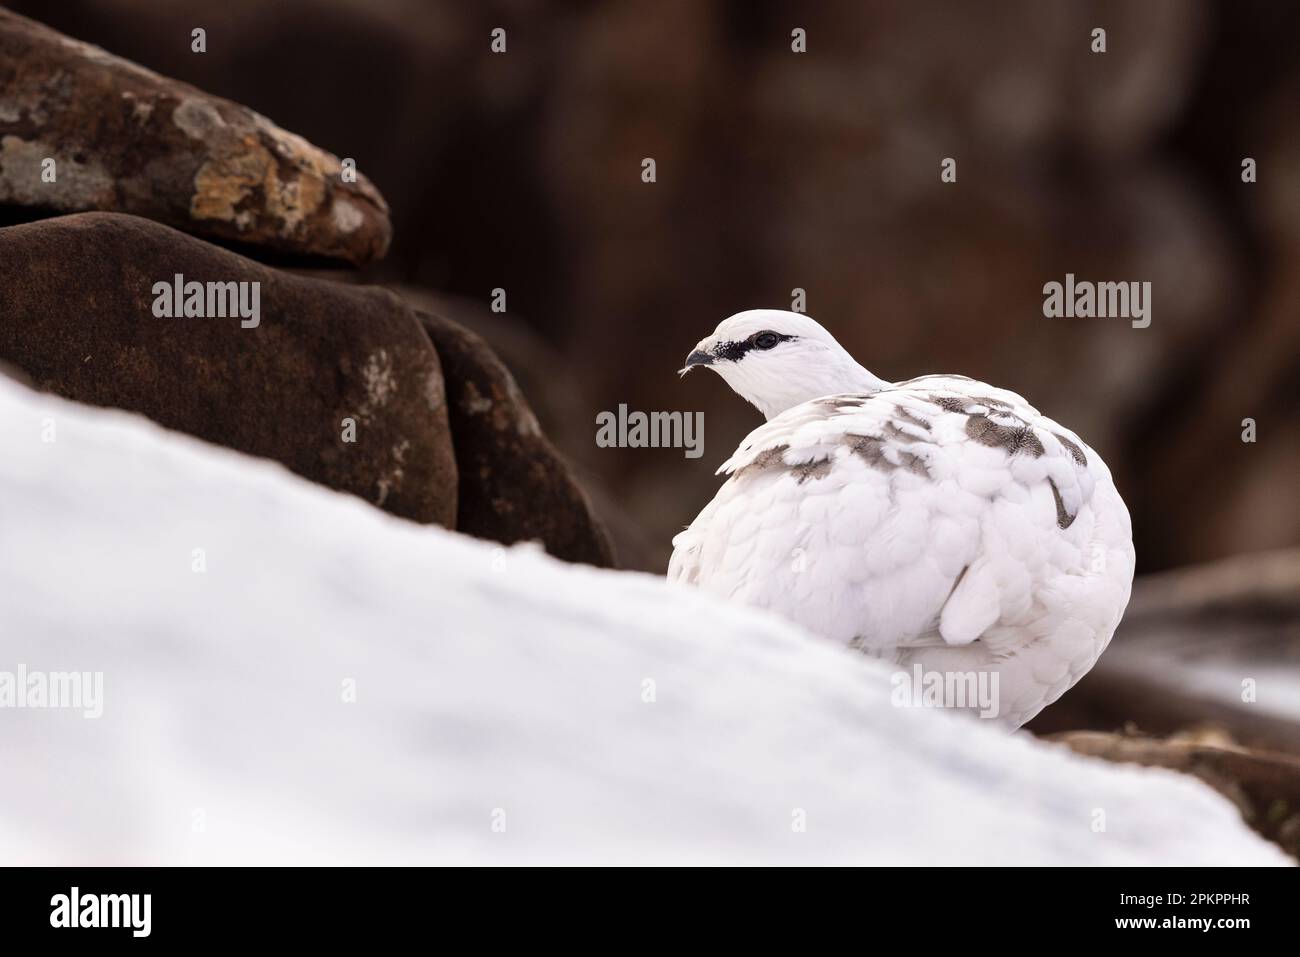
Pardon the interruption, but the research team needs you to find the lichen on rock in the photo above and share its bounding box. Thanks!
[0,7,391,264]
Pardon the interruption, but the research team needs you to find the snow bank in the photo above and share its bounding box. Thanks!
[0,376,1287,865]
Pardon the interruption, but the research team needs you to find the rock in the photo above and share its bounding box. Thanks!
[419,310,614,567]
[0,0,547,286]
[0,7,390,264]
[1051,729,1300,860]
[394,287,585,445]
[393,287,670,572]
[0,211,609,563]
[0,212,454,525]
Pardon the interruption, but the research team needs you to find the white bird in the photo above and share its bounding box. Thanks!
[669,310,1134,728]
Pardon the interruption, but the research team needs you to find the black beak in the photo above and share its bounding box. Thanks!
[684,349,714,368]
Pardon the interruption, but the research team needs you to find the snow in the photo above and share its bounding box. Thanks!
[0,375,1288,865]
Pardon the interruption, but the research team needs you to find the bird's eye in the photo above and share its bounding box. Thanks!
[753,332,780,350]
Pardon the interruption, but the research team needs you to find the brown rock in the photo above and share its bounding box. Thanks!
[0,212,454,525]
[0,7,390,264]
[0,0,523,281]
[391,287,667,572]
[419,310,614,567]
[393,287,587,448]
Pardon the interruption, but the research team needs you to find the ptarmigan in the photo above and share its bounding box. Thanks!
[669,310,1134,728]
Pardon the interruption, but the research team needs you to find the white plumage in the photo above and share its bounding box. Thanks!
[669,310,1134,727]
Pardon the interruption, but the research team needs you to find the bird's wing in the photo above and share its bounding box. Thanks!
[671,379,1129,659]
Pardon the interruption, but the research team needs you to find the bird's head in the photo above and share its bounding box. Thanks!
[680,309,888,420]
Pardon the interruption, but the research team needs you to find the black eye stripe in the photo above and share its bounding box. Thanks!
[714,331,795,361]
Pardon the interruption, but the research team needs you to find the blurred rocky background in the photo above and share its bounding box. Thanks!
[8,0,1294,573]
[2,0,1298,852]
